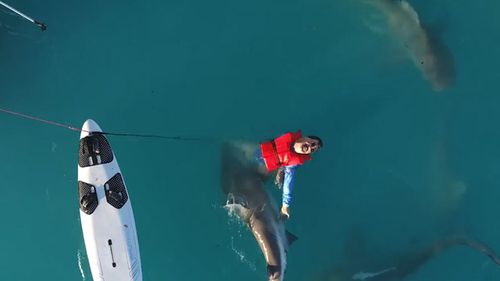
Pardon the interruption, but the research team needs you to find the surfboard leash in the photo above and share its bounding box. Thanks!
[0,107,218,143]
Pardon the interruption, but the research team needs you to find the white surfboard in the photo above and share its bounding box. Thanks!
[78,119,142,281]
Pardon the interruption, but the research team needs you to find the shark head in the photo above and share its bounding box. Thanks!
[224,193,252,221]
[415,43,455,92]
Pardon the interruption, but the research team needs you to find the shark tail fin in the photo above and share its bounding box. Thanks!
[454,237,500,266]
[267,264,282,280]
[286,230,298,246]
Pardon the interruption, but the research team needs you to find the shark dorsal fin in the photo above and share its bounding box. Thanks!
[286,231,298,246]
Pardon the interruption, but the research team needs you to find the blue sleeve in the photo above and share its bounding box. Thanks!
[282,166,297,206]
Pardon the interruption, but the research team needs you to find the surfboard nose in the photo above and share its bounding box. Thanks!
[81,119,103,139]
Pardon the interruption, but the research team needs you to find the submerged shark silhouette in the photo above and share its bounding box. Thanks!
[311,228,500,281]
[363,0,455,91]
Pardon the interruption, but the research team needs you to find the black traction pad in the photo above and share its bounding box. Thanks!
[78,133,114,167]
[105,173,129,209]
[79,181,98,215]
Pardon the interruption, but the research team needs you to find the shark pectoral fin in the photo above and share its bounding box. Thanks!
[286,230,298,246]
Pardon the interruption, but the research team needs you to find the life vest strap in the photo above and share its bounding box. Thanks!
[271,140,282,167]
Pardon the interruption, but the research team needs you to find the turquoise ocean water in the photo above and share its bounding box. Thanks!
[1,0,500,280]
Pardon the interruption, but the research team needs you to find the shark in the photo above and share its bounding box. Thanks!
[221,143,298,281]
[363,0,455,91]
[311,228,500,281]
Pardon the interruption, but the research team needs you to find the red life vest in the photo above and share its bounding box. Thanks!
[260,131,311,172]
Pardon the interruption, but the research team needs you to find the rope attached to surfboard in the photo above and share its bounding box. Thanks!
[0,107,217,142]
[0,1,46,31]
